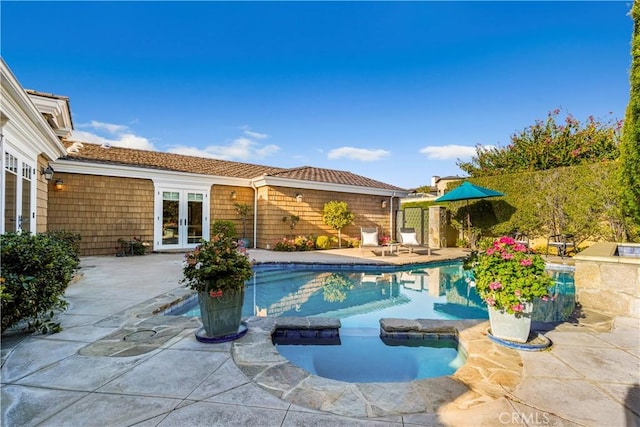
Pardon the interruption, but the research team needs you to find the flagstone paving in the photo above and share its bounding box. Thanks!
[1,249,638,426]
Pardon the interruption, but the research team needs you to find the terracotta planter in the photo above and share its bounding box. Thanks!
[488,303,532,343]
[197,287,245,337]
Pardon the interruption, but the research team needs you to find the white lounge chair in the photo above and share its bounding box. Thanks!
[360,227,380,253]
[398,227,431,255]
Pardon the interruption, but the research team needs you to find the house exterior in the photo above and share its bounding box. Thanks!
[1,59,409,255]
[432,175,467,196]
[1,58,70,236]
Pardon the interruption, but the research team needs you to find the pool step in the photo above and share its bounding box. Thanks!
[271,317,342,345]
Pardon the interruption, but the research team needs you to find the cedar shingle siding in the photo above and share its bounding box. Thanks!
[48,142,404,255]
[48,173,155,255]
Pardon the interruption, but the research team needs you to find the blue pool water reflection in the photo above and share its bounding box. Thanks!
[169,262,575,327]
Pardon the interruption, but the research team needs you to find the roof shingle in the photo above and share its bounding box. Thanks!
[62,141,405,190]
[63,141,284,178]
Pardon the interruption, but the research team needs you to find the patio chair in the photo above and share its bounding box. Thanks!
[398,228,431,255]
[546,233,576,258]
[511,229,530,248]
[360,227,380,252]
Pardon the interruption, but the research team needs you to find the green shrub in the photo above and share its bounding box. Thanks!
[44,230,81,260]
[117,236,148,256]
[273,237,296,251]
[344,237,360,248]
[445,162,631,244]
[212,220,237,238]
[1,232,80,334]
[273,236,315,251]
[315,235,332,250]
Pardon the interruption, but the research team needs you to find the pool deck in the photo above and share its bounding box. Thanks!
[2,248,639,426]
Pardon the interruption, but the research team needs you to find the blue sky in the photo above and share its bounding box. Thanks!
[1,1,633,189]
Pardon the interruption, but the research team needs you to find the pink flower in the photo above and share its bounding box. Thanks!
[520,258,533,267]
[511,303,524,312]
[542,296,549,301]
[514,289,521,297]
[486,247,495,256]
[514,243,528,252]
[489,281,502,290]
[502,252,514,260]
[486,297,496,306]
[499,236,516,245]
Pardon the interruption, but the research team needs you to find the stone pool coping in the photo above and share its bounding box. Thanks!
[231,316,525,418]
[574,241,640,265]
[56,256,615,419]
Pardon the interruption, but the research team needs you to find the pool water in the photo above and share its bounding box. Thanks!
[168,262,574,382]
[168,262,575,326]
[274,331,466,382]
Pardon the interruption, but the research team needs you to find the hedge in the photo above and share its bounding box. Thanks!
[444,161,634,244]
[1,231,81,334]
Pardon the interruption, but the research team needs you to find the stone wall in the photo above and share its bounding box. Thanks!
[48,173,154,255]
[573,242,640,318]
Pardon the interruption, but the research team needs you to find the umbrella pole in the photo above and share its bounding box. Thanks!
[467,200,472,248]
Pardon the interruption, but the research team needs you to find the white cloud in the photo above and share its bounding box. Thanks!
[327,147,390,162]
[419,144,479,160]
[168,137,280,161]
[72,121,278,161]
[240,125,269,140]
[71,121,156,151]
[243,130,269,140]
[86,120,129,134]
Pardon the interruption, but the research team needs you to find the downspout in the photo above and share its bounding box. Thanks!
[251,180,258,249]
[389,192,396,239]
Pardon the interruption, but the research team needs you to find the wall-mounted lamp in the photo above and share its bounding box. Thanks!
[230,191,237,200]
[41,165,54,181]
[54,179,64,191]
[381,200,388,209]
[295,194,303,203]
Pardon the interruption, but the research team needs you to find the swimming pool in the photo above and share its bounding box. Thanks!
[167,261,575,326]
[168,261,574,382]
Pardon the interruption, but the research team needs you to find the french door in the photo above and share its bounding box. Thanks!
[2,151,36,234]
[155,189,209,250]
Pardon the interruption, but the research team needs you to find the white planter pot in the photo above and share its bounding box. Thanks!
[488,304,532,343]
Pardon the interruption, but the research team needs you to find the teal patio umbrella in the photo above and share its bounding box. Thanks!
[434,181,505,244]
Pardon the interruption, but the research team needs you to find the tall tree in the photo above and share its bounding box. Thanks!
[619,1,640,236]
[458,110,621,177]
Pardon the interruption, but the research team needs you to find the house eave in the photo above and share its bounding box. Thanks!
[51,158,253,187]
[1,58,67,160]
[251,175,409,197]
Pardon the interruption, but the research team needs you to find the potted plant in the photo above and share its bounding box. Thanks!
[234,202,251,248]
[182,233,253,341]
[465,236,554,343]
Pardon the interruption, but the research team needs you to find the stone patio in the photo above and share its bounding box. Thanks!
[1,249,638,426]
